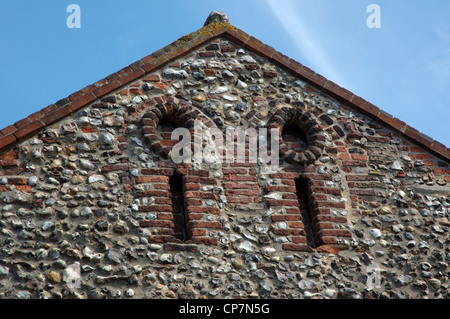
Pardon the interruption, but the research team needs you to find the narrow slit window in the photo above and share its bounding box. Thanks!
[169,172,189,242]
[295,177,316,248]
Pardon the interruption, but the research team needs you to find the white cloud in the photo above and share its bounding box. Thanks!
[264,0,345,86]
[432,26,450,83]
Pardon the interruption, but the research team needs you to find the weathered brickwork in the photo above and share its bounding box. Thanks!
[0,16,449,299]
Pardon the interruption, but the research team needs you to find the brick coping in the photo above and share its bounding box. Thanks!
[0,21,448,161]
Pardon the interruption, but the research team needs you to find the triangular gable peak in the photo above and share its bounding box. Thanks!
[0,14,448,161]
[0,13,449,299]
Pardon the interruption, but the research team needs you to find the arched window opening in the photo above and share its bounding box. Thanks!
[282,121,308,154]
[169,171,189,242]
[295,177,316,248]
[158,118,181,148]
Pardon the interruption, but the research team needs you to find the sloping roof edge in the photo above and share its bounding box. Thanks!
[0,21,448,161]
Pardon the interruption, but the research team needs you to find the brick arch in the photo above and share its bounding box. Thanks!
[141,98,215,159]
[135,167,223,248]
[267,105,327,165]
[264,104,351,254]
[137,98,223,248]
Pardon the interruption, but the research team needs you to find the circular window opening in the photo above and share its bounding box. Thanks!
[269,107,325,166]
[157,119,180,148]
[281,121,308,154]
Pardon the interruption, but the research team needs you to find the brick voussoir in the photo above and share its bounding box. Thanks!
[0,134,17,153]
[27,110,44,122]
[117,65,145,85]
[67,92,97,113]
[323,81,354,102]
[13,120,44,141]
[242,36,275,60]
[0,125,16,137]
[208,24,230,38]
[430,141,450,159]
[187,32,218,51]
[40,106,72,126]
[376,111,407,132]
[271,54,308,81]
[311,72,329,89]
[40,104,59,116]
[408,132,434,152]
[13,117,31,129]
[349,95,380,119]
[93,80,122,98]
[141,53,170,74]
[165,42,193,61]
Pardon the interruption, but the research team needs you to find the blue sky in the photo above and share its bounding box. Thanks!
[0,1,449,147]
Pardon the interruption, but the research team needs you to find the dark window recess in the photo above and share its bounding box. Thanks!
[282,123,308,153]
[157,118,192,158]
[158,119,178,141]
[169,172,189,242]
[295,177,316,248]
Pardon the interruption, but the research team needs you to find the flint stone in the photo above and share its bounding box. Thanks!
[204,11,229,26]
[16,291,31,299]
[222,94,238,102]
[104,116,124,127]
[192,94,207,102]
[80,159,96,170]
[390,161,403,171]
[239,55,257,64]
[160,254,173,263]
[236,80,248,89]
[298,279,317,290]
[325,289,338,298]
[208,60,226,69]
[237,241,253,253]
[107,249,125,264]
[61,122,79,134]
[395,275,412,286]
[100,132,116,145]
[27,176,39,186]
[78,133,99,142]
[223,70,234,77]
[162,68,188,79]
[2,192,32,204]
[88,175,104,184]
[370,229,382,239]
[211,86,229,94]
[0,265,9,276]
[429,278,441,289]
[81,207,93,217]
[48,271,61,284]
[204,76,216,83]
[260,280,272,292]
[191,59,206,69]
[235,102,248,112]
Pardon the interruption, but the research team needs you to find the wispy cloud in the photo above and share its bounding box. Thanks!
[429,26,450,88]
[264,0,345,86]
